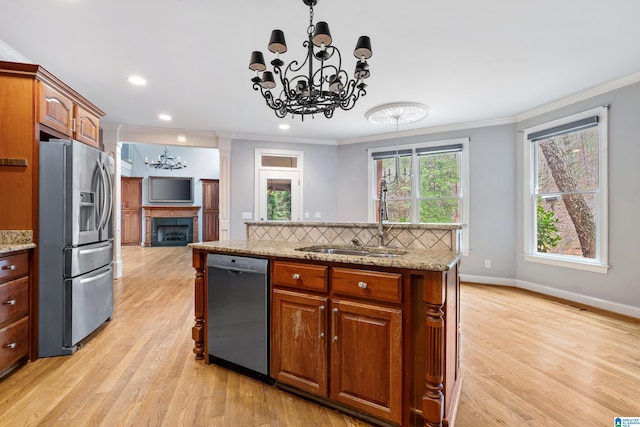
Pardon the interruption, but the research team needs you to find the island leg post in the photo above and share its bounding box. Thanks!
[192,249,205,360]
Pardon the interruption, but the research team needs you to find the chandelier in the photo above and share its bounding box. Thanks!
[145,146,187,170]
[249,0,372,120]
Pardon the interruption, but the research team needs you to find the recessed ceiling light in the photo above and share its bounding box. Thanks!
[177,135,187,142]
[279,123,290,130]
[128,75,147,86]
[159,114,172,121]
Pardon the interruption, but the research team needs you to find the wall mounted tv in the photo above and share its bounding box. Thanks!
[148,176,194,203]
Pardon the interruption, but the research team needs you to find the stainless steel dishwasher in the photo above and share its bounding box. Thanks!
[207,253,269,376]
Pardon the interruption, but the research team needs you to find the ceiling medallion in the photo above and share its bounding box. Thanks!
[249,0,372,120]
[365,102,430,126]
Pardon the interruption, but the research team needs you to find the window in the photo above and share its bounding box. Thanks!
[523,106,608,273]
[369,138,469,251]
[255,149,303,221]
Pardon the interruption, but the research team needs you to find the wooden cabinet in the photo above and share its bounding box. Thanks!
[271,261,403,424]
[271,289,328,396]
[39,83,101,147]
[0,60,105,233]
[121,177,142,245]
[201,179,219,242]
[0,251,31,376]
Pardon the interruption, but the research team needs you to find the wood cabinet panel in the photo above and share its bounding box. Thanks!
[201,179,219,241]
[74,105,100,148]
[0,276,29,328]
[273,261,328,292]
[330,299,403,424]
[0,316,29,369]
[39,84,73,136]
[271,289,328,395]
[331,267,402,303]
[121,177,142,245]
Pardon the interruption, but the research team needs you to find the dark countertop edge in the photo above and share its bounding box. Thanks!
[0,243,36,254]
[189,241,461,272]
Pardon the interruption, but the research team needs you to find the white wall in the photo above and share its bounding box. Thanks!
[229,138,338,240]
[335,81,640,315]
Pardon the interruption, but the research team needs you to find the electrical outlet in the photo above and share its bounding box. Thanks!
[484,259,491,268]
[242,212,252,219]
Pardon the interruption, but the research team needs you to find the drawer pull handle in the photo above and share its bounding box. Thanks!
[2,299,16,306]
[1,265,16,271]
[292,273,300,280]
[2,343,17,349]
[358,281,368,289]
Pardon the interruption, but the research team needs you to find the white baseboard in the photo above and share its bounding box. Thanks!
[114,258,123,279]
[460,274,640,319]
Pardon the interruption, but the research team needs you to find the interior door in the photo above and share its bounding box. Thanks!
[258,170,300,221]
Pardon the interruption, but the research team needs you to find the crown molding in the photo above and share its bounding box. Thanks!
[231,133,337,146]
[515,71,640,122]
[0,41,31,62]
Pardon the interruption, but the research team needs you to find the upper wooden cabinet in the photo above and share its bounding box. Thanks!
[0,60,105,231]
[201,179,219,242]
[39,83,101,147]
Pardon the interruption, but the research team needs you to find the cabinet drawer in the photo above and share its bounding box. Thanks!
[0,253,29,282]
[273,262,328,292]
[331,268,402,303]
[0,276,29,328]
[0,316,29,369]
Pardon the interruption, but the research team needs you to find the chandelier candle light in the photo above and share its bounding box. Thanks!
[145,146,187,170]
[249,0,372,119]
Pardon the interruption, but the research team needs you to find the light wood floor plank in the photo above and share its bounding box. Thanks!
[0,247,638,426]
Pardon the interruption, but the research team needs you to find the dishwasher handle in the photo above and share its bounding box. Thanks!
[209,264,260,274]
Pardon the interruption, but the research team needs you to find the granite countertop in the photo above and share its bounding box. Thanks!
[0,230,36,254]
[189,240,460,271]
[244,221,464,230]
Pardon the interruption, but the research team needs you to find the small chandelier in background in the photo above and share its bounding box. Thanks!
[249,0,372,120]
[145,146,187,170]
[366,102,430,185]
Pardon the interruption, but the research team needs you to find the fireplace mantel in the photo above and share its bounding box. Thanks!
[142,206,201,247]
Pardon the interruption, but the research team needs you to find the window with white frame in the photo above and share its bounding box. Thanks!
[369,138,469,250]
[523,106,608,273]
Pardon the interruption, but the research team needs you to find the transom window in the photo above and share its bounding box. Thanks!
[523,106,608,273]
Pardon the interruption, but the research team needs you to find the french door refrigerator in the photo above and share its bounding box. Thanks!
[39,139,114,357]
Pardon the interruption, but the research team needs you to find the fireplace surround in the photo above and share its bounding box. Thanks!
[142,206,200,247]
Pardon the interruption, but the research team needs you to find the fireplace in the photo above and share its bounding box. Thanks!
[142,206,201,247]
[151,218,193,247]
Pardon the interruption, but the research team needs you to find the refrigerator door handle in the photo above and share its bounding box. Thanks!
[101,160,113,232]
[79,268,112,284]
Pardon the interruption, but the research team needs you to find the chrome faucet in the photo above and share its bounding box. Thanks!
[377,179,388,247]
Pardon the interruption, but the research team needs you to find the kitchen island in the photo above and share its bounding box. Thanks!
[190,223,462,427]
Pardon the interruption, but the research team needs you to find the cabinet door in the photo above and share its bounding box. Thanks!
[201,179,219,241]
[121,210,141,245]
[271,289,328,396]
[75,105,100,148]
[121,178,142,210]
[330,299,403,424]
[39,84,73,136]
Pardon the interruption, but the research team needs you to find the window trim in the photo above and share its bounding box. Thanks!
[368,137,469,253]
[522,106,609,273]
[254,148,304,222]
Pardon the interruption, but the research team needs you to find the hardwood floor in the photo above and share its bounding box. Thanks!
[0,247,638,426]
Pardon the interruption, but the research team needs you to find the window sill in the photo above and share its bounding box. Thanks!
[523,254,609,274]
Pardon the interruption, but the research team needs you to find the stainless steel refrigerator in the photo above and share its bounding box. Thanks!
[39,139,114,357]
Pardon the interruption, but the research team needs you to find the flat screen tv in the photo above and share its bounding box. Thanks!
[148,176,194,203]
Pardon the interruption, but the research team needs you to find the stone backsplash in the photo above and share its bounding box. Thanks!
[246,222,461,251]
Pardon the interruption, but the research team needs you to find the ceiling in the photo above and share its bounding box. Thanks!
[1,0,639,144]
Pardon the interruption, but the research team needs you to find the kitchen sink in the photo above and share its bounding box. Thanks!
[296,245,407,258]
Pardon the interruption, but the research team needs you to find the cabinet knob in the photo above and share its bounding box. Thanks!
[358,281,368,289]
[2,299,16,306]
[292,273,300,280]
[2,343,17,349]
[1,264,16,271]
